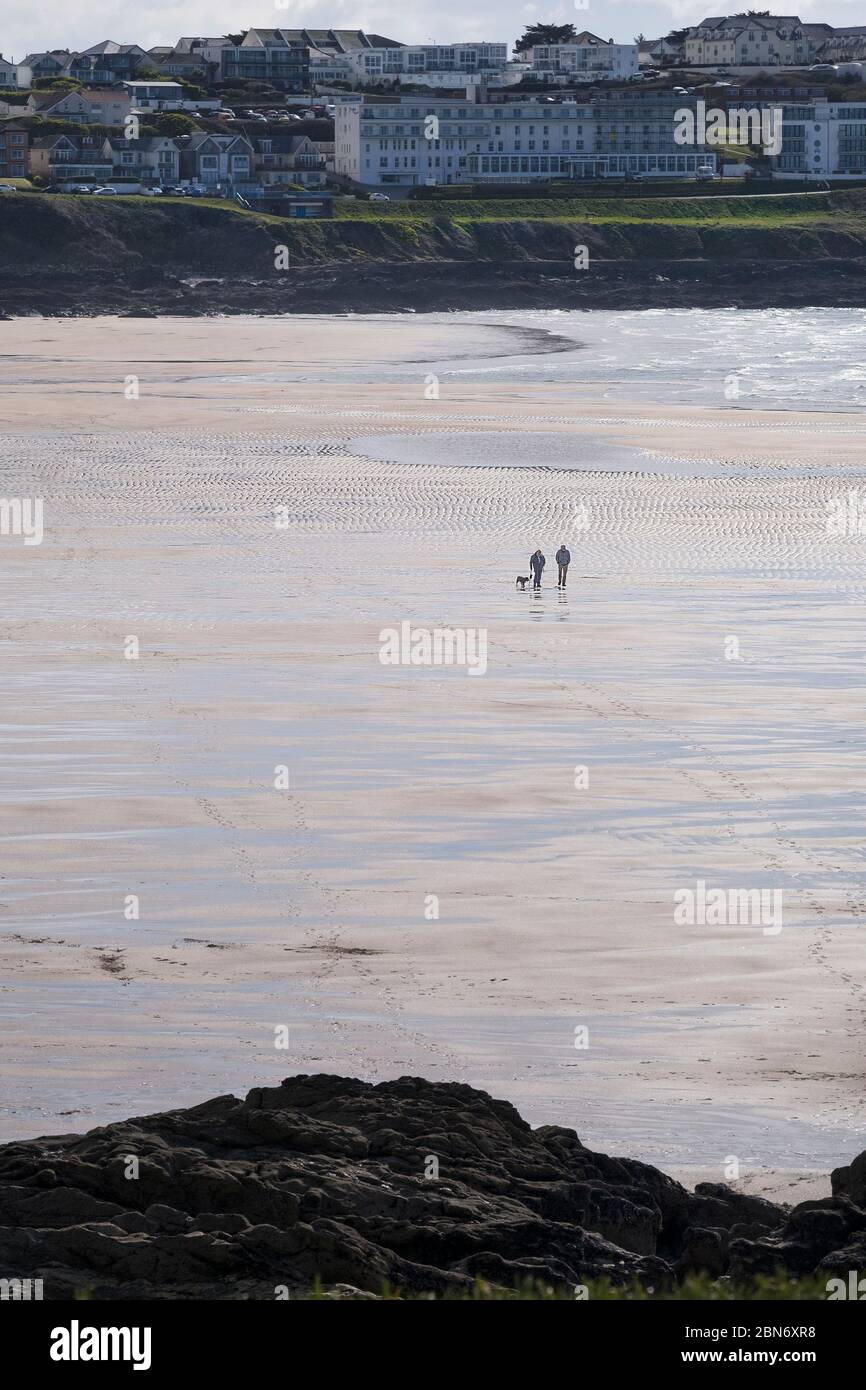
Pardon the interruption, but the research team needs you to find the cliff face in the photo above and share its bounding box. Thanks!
[1,1073,864,1298]
[3,195,866,313]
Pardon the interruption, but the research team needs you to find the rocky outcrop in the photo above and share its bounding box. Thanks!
[0,1074,860,1299]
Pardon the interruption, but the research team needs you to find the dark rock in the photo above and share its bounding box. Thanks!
[676,1227,727,1277]
[0,1074,861,1299]
[832,1151,866,1206]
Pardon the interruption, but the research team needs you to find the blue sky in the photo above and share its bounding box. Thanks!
[3,1,866,61]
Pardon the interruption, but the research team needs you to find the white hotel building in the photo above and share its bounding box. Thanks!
[335,93,717,187]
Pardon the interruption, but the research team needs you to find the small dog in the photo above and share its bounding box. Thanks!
[516,575,529,590]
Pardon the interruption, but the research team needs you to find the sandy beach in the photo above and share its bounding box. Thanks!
[2,311,865,1204]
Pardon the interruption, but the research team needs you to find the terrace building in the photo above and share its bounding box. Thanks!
[335,91,717,187]
[683,15,845,69]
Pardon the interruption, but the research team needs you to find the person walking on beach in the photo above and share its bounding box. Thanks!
[556,542,571,588]
[530,549,545,589]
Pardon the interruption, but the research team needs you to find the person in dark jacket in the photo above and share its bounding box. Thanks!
[556,543,571,588]
[530,549,545,589]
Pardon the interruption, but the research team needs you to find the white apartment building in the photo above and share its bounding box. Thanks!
[335,93,717,187]
[527,33,639,83]
[773,100,866,176]
[346,42,509,83]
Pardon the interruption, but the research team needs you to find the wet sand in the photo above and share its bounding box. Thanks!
[2,313,865,1202]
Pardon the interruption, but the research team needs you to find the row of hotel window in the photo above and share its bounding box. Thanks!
[365,154,716,173]
[365,140,585,152]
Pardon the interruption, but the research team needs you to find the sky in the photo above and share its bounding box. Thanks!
[2,0,866,61]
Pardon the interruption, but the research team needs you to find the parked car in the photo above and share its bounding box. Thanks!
[68,184,93,194]
[369,192,391,202]
[220,108,236,119]
[809,63,836,73]
[162,185,185,196]
[695,164,715,182]
[0,183,18,193]
[672,86,688,96]
[91,186,118,195]
[624,171,645,182]
[184,184,207,196]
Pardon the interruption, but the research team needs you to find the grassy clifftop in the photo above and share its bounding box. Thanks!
[2,189,866,312]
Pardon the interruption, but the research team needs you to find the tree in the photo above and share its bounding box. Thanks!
[140,113,200,136]
[33,77,82,91]
[514,23,578,54]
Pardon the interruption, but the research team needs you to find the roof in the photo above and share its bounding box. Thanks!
[175,37,232,53]
[184,131,253,150]
[690,14,806,35]
[27,90,81,108]
[103,136,178,150]
[75,41,149,58]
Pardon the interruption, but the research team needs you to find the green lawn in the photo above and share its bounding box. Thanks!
[332,189,866,232]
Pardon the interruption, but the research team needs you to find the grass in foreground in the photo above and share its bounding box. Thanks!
[298,1272,835,1301]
